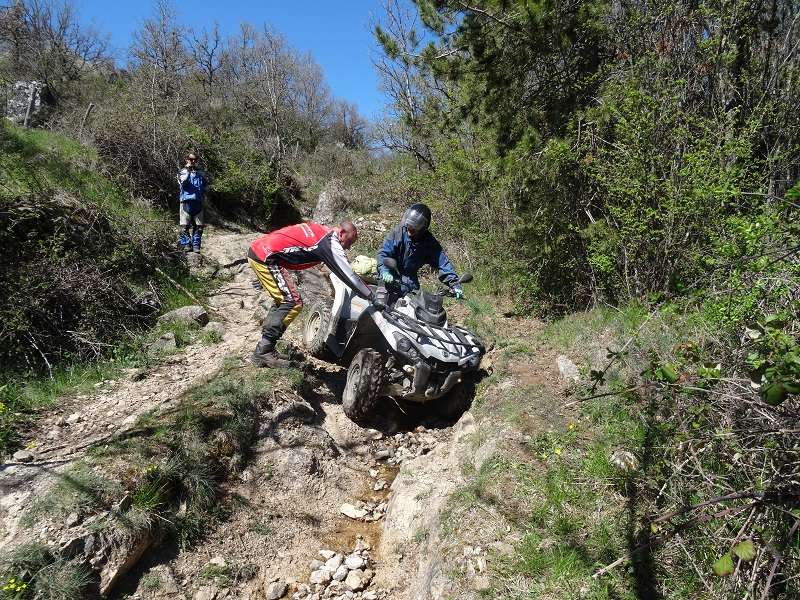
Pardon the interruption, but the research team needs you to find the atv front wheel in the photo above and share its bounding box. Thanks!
[437,379,476,418]
[342,348,385,425]
[303,299,333,359]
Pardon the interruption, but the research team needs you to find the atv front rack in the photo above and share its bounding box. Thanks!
[382,307,483,351]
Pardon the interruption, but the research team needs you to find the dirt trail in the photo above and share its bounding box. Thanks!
[0,229,261,550]
[0,226,481,600]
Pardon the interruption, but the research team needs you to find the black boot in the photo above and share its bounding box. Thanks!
[250,338,303,369]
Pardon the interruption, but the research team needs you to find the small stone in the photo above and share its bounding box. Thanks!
[374,449,393,460]
[324,554,344,572]
[319,549,336,560]
[363,592,378,600]
[309,569,332,585]
[473,576,491,591]
[354,539,371,552]
[369,469,378,478]
[610,450,639,472]
[340,503,368,520]
[83,534,96,557]
[557,355,580,382]
[66,412,83,424]
[373,480,387,491]
[127,368,147,381]
[343,569,369,592]
[208,556,227,568]
[194,586,217,600]
[65,512,81,527]
[12,450,33,462]
[309,559,324,571]
[158,305,209,327]
[265,580,288,600]
[344,554,364,570]
[332,565,349,581]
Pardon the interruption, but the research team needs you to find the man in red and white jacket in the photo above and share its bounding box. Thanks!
[247,220,376,367]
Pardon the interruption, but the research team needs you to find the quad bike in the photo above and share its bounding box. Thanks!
[302,258,485,425]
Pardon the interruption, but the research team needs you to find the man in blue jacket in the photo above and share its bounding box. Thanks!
[177,152,208,253]
[377,203,464,298]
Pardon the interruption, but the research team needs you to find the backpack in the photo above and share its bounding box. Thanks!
[179,169,207,216]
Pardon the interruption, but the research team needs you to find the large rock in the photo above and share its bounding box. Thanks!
[313,179,347,225]
[147,332,177,356]
[5,81,46,125]
[309,569,332,585]
[12,450,33,463]
[158,305,209,327]
[340,503,368,520]
[100,532,153,596]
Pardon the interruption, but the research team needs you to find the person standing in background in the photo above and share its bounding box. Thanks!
[177,152,208,253]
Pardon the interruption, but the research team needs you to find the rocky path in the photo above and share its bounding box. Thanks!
[0,226,483,600]
[0,229,262,550]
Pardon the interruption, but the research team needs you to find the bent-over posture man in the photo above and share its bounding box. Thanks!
[248,221,375,367]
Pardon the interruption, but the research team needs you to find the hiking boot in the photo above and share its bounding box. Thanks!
[250,339,304,369]
[178,231,191,251]
[192,228,203,254]
[250,350,303,369]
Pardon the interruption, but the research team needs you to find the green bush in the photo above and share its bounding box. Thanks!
[0,123,180,371]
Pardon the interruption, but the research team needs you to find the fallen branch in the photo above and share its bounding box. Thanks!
[760,518,800,600]
[652,490,767,524]
[154,266,220,314]
[563,385,643,408]
[593,502,755,579]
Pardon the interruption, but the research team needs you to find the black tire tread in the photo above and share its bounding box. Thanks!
[303,299,334,360]
[342,348,385,425]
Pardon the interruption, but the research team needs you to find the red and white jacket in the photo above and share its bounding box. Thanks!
[248,222,372,299]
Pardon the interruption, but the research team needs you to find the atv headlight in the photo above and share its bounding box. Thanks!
[393,333,418,360]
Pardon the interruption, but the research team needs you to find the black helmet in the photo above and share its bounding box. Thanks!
[402,203,431,234]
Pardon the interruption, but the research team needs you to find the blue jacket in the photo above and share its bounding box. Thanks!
[178,168,207,215]
[377,225,460,295]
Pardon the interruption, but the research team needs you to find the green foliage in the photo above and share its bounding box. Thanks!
[0,122,180,372]
[84,365,302,551]
[0,543,90,600]
[380,0,800,314]
[22,465,123,526]
[746,313,800,406]
[203,130,300,229]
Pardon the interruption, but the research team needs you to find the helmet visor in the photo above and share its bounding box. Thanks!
[403,207,429,233]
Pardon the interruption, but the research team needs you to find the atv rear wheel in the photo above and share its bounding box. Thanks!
[437,379,476,418]
[303,299,333,359]
[342,348,385,426]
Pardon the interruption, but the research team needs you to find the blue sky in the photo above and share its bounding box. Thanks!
[73,0,390,120]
